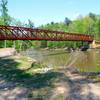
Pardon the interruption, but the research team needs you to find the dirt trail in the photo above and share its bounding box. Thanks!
[0,69,100,100]
[51,70,100,100]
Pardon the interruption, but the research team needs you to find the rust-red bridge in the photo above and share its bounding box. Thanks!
[0,25,93,42]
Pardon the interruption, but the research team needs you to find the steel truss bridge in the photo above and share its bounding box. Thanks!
[0,25,94,42]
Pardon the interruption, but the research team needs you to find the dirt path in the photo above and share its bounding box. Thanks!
[0,69,100,100]
[51,70,100,100]
[66,71,100,100]
[0,77,29,99]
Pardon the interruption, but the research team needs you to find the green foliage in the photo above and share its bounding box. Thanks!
[89,12,96,21]
[41,40,47,48]
[95,18,100,39]
[27,19,34,28]
[0,0,11,25]
[64,17,71,25]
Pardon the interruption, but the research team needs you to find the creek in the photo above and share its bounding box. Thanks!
[21,49,100,72]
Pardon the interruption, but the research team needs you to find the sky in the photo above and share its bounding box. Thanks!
[7,0,100,26]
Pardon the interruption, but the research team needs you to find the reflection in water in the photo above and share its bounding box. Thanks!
[74,50,100,72]
[42,52,70,67]
[22,49,100,72]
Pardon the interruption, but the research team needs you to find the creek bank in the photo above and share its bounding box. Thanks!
[0,48,53,73]
[41,46,89,53]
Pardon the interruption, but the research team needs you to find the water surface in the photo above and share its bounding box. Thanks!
[21,49,100,72]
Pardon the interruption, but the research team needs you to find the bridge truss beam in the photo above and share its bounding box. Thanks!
[0,25,93,42]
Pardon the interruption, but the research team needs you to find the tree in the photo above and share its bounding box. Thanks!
[0,0,11,48]
[51,21,54,25]
[68,20,84,33]
[96,18,100,39]
[10,18,24,26]
[0,0,10,25]
[89,12,96,21]
[82,16,95,35]
[28,19,34,28]
[64,17,71,25]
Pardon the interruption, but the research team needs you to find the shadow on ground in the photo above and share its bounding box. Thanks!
[0,57,100,100]
[0,57,66,99]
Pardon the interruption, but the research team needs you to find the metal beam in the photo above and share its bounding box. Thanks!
[0,25,94,42]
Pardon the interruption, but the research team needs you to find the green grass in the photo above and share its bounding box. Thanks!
[96,61,100,72]
[54,94,64,100]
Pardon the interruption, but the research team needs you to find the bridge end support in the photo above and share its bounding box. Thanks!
[89,40,95,49]
[89,40,100,49]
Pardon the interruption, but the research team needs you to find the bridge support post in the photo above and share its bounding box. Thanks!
[4,40,7,48]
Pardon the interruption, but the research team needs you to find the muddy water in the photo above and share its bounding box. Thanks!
[21,49,100,72]
[74,49,100,72]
